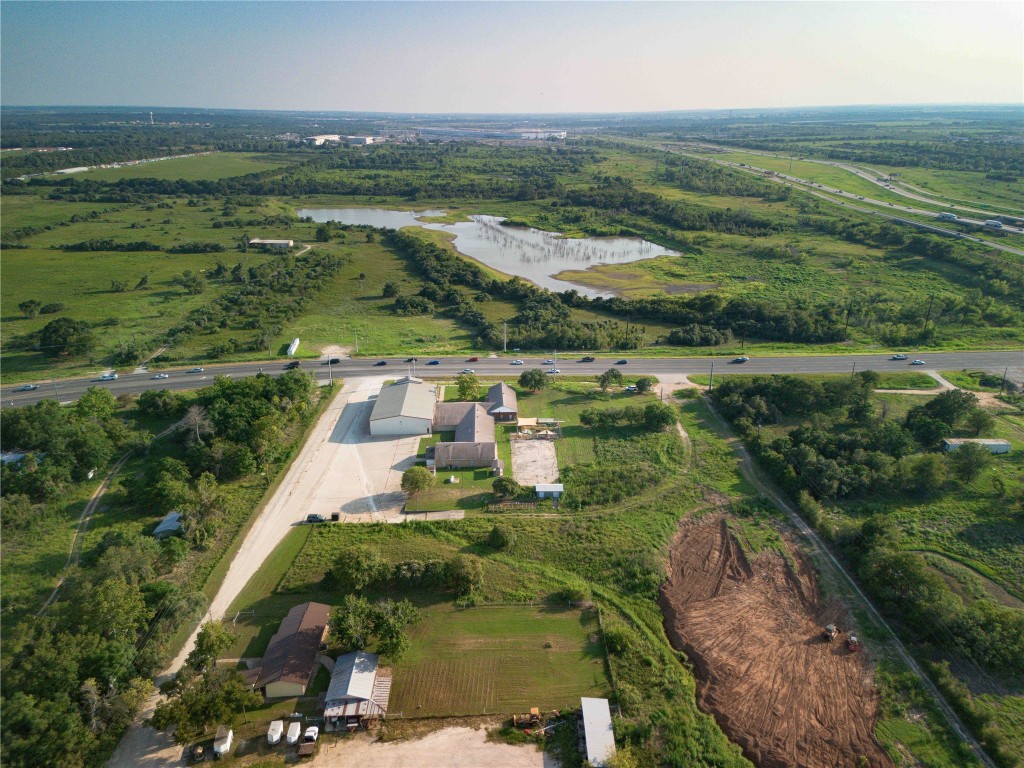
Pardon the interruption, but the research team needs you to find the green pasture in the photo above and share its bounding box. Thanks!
[70,152,294,182]
[866,164,1024,215]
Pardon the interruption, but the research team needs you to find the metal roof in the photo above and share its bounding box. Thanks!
[153,511,183,537]
[942,438,1010,445]
[370,380,436,423]
[580,697,616,766]
[535,484,564,493]
[326,651,379,703]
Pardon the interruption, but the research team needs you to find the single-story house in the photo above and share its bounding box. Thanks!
[535,483,564,499]
[942,438,1011,454]
[432,403,502,472]
[153,511,183,539]
[486,383,519,422]
[369,378,436,436]
[324,651,392,730]
[248,238,294,250]
[434,441,500,470]
[254,602,331,698]
[432,401,477,432]
[579,697,616,767]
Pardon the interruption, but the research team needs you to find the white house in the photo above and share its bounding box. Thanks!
[369,378,436,436]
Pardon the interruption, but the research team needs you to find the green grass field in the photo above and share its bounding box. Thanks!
[688,371,940,390]
[390,605,610,717]
[70,152,294,182]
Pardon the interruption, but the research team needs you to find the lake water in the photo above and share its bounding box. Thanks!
[296,208,679,297]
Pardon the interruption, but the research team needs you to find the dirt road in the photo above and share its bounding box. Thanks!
[660,515,892,768]
[311,726,554,768]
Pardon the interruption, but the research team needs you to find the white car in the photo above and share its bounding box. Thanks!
[188,367,204,373]
[461,368,475,374]
[303,726,319,743]
[18,384,39,391]
[267,720,283,745]
[98,373,118,381]
[152,373,170,380]
[547,368,560,374]
[911,360,925,366]
[624,385,638,392]
[510,360,524,365]
[890,354,908,361]
[286,721,301,745]
[542,359,555,365]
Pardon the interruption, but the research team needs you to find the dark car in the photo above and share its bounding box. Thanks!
[284,361,301,370]
[616,359,628,365]
[427,360,441,365]
[467,357,479,362]
[404,357,417,363]
[374,360,388,366]
[306,514,325,523]
[580,356,596,362]
[322,357,341,365]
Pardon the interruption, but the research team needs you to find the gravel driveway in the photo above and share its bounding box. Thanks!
[510,439,559,485]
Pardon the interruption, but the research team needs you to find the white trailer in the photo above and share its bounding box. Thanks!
[984,219,1004,229]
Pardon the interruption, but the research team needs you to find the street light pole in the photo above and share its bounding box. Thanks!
[328,358,333,385]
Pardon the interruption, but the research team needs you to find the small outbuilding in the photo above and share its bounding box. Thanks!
[535,483,564,499]
[152,511,183,539]
[254,602,331,699]
[579,697,616,767]
[324,651,392,730]
[248,238,294,250]
[942,438,1011,454]
[213,726,233,757]
[369,378,436,436]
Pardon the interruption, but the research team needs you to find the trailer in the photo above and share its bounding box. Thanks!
[984,219,1004,229]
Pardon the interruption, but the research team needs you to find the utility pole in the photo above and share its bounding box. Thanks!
[354,335,358,355]
[851,361,857,377]
[503,322,507,353]
[997,366,1008,397]
[923,295,935,334]
[327,358,333,385]
[708,361,714,391]
[51,378,60,400]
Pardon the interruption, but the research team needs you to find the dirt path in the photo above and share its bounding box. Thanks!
[700,397,998,768]
[660,515,892,768]
[311,726,554,768]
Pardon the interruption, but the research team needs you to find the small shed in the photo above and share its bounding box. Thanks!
[249,238,294,250]
[579,697,616,766]
[324,651,392,730]
[535,483,564,499]
[152,511,183,539]
[942,438,1011,454]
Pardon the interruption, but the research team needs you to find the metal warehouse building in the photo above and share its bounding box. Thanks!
[369,378,436,436]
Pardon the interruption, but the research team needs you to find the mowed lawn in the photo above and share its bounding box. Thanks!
[389,604,610,717]
[71,151,294,181]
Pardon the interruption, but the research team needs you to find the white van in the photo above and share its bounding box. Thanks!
[213,726,233,757]
[286,721,302,745]
[267,720,284,745]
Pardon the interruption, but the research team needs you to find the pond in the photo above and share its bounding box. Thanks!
[296,208,679,297]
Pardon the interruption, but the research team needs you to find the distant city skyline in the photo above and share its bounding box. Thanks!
[2,1,1021,114]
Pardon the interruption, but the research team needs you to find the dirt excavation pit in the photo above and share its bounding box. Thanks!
[659,515,893,768]
[511,439,559,485]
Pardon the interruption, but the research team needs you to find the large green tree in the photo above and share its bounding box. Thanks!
[456,372,481,401]
[518,368,549,392]
[39,318,96,357]
[401,465,434,496]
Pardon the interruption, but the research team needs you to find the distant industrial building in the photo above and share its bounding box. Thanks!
[346,136,376,145]
[303,134,342,146]
[369,377,437,436]
[254,602,331,699]
[579,697,616,766]
[942,438,1011,454]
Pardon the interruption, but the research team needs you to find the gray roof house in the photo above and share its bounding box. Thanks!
[486,383,519,422]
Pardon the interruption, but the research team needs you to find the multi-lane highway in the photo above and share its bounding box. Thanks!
[4,350,1022,408]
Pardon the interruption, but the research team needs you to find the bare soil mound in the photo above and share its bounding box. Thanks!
[659,515,893,768]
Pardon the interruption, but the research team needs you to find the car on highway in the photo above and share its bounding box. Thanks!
[98,373,119,381]
[467,357,479,362]
[306,514,325,524]
[547,368,560,374]
[890,354,908,361]
[284,361,301,370]
[731,356,750,364]
[404,357,417,363]
[911,360,925,366]
[427,360,440,365]
[189,367,205,373]
[542,359,555,365]
[510,359,524,365]
[374,361,388,366]
[461,368,475,374]
[152,373,170,380]
[616,359,628,365]
[17,384,39,391]
[322,357,341,365]
[580,356,596,362]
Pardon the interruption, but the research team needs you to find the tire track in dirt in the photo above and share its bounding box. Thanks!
[659,515,893,768]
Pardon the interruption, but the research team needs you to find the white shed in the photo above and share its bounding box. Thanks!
[369,378,436,436]
[580,697,616,766]
[535,483,564,499]
[942,438,1011,454]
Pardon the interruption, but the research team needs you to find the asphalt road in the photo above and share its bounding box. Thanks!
[4,350,1022,408]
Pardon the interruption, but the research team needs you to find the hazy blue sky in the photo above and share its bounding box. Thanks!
[2,1,1021,113]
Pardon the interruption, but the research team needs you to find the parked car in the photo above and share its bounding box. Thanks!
[98,373,119,381]
[303,726,319,743]
[189,367,205,373]
[911,360,925,366]
[374,360,388,366]
[510,360,524,365]
[624,385,638,392]
[427,360,441,365]
[461,368,475,374]
[152,373,170,380]
[580,356,596,362]
[267,720,284,745]
[306,514,326,523]
[547,368,560,374]
[731,356,750,364]
[616,359,628,365]
[17,384,39,391]
[467,357,479,362]
[322,357,341,365]
[286,722,302,745]
[890,354,908,361]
